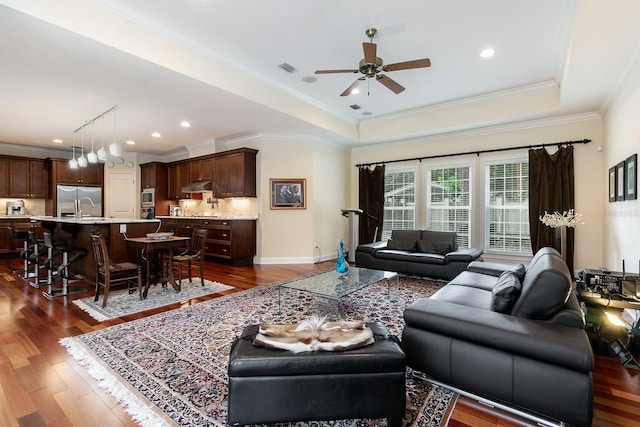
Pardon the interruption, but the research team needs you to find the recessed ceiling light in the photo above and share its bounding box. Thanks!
[180,121,191,128]
[152,132,161,138]
[362,111,373,116]
[53,138,63,143]
[480,48,495,58]
[302,76,317,83]
[126,140,135,145]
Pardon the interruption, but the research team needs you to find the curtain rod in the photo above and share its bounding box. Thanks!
[355,138,591,168]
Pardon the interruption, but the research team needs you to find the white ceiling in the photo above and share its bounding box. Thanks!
[1,0,640,157]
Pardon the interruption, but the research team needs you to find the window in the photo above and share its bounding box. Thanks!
[426,166,471,248]
[485,160,531,254]
[382,170,416,240]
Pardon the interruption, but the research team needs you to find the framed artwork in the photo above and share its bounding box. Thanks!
[609,166,617,202]
[625,154,637,200]
[270,179,306,209]
[617,161,626,201]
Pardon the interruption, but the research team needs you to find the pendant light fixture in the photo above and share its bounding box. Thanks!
[87,135,98,163]
[109,107,122,156]
[69,105,118,169]
[77,134,88,167]
[97,114,108,161]
[69,136,78,169]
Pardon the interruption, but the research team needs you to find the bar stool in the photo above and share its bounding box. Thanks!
[8,227,32,278]
[26,231,49,288]
[42,233,88,299]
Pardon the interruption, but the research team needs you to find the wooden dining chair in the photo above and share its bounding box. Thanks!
[172,228,208,285]
[90,233,142,307]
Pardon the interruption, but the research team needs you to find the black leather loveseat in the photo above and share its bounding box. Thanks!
[355,230,483,280]
[402,247,594,426]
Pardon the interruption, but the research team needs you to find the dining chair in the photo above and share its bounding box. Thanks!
[172,228,208,285]
[90,233,142,307]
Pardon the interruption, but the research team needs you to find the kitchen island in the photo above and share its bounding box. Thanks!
[32,216,161,285]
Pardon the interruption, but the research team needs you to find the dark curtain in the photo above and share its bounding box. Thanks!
[528,145,575,273]
[358,165,385,244]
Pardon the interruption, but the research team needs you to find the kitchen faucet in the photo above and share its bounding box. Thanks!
[75,197,96,218]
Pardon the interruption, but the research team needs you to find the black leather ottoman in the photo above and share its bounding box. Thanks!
[227,321,406,426]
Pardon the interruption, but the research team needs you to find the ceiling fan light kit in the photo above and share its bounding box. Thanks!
[315,27,431,97]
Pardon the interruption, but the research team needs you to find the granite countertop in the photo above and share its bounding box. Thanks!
[30,216,161,224]
[155,214,259,220]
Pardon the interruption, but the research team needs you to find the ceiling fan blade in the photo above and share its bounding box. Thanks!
[376,74,405,94]
[340,78,365,96]
[383,58,431,72]
[315,69,358,74]
[363,42,377,64]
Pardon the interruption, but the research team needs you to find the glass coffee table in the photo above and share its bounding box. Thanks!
[277,267,398,317]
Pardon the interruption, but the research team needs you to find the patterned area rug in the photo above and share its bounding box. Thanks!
[73,278,234,321]
[61,273,456,426]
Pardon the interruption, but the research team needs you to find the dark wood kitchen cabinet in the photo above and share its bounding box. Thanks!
[0,218,42,253]
[213,148,257,198]
[140,162,167,190]
[167,162,191,200]
[9,158,49,198]
[190,157,213,182]
[158,217,256,265]
[51,159,104,186]
[200,218,256,265]
[0,158,9,197]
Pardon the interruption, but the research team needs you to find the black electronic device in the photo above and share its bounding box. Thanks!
[610,339,640,370]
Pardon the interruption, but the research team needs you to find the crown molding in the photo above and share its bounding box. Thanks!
[353,111,601,152]
[361,81,559,126]
[0,142,71,159]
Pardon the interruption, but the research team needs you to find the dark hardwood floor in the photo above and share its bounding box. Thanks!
[0,255,638,426]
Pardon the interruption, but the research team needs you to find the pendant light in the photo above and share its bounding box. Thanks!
[77,134,88,167]
[109,107,122,156]
[69,136,78,169]
[87,135,98,164]
[97,114,108,161]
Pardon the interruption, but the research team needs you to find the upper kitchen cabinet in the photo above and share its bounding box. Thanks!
[190,157,213,182]
[0,158,8,197]
[168,162,191,200]
[51,158,104,186]
[8,157,49,198]
[140,162,168,190]
[213,148,257,198]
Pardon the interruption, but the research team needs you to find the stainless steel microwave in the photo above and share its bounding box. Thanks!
[141,188,155,206]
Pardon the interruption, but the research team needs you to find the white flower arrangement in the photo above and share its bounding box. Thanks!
[539,209,581,228]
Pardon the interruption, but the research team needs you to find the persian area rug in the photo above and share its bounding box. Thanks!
[61,274,456,427]
[73,278,234,321]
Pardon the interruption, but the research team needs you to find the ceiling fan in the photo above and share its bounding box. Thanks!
[315,27,431,96]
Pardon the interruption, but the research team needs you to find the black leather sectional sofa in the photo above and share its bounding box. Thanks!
[402,247,594,426]
[355,230,483,280]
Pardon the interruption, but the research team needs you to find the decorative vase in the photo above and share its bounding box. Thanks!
[554,226,567,261]
[335,249,349,278]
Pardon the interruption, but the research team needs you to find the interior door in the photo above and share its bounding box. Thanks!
[107,172,136,218]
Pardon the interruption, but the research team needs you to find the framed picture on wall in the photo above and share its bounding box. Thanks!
[270,179,306,209]
[625,154,637,200]
[609,166,617,202]
[617,161,626,201]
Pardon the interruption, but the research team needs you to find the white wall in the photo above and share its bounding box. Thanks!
[603,63,640,274]
[225,136,349,264]
[351,115,605,273]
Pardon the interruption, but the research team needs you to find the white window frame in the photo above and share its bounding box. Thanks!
[424,160,473,248]
[381,166,418,241]
[482,155,532,255]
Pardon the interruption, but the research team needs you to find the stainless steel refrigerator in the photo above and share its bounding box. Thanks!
[56,185,103,217]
